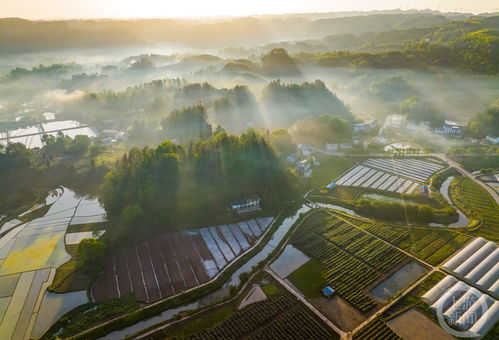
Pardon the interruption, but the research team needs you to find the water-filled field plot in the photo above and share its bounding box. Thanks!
[91,217,274,304]
[334,158,445,194]
[0,187,105,340]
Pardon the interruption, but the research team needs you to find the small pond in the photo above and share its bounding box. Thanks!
[270,245,310,279]
[370,261,428,302]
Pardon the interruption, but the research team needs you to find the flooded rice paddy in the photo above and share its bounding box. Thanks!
[0,187,106,339]
[370,261,428,302]
[270,245,310,279]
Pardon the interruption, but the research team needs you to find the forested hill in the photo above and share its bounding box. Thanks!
[100,131,297,240]
[295,16,499,74]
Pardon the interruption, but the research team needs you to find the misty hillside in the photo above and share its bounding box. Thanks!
[307,13,451,37]
[0,10,478,54]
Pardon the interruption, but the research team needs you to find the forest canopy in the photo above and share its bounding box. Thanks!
[99,130,297,242]
[467,98,499,138]
[263,79,353,127]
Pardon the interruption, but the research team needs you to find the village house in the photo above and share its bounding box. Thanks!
[229,196,262,214]
[435,120,464,137]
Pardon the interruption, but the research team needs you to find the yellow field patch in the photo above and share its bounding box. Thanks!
[0,232,69,276]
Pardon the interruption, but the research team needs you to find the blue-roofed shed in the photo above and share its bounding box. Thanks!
[322,286,335,297]
[326,182,336,190]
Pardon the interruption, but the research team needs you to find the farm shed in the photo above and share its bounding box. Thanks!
[326,182,336,190]
[422,275,457,304]
[442,237,487,271]
[322,286,335,298]
[230,196,261,213]
[468,301,499,336]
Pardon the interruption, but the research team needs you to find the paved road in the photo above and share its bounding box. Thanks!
[435,153,499,204]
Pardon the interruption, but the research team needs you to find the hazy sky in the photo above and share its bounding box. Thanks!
[1,0,497,19]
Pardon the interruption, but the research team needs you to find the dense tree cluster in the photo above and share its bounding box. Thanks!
[399,96,444,126]
[0,135,107,215]
[211,85,262,132]
[8,63,80,78]
[100,131,297,240]
[295,25,499,74]
[467,98,499,138]
[368,76,417,103]
[355,199,456,223]
[261,48,302,77]
[160,105,213,142]
[263,79,353,127]
[290,114,352,147]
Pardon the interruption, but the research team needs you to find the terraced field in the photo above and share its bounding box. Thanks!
[292,213,409,312]
[450,177,499,242]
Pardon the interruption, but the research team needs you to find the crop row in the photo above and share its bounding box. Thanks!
[315,220,406,273]
[452,177,499,242]
[294,232,379,312]
[354,318,401,340]
[186,295,337,340]
[360,223,410,245]
[249,307,338,340]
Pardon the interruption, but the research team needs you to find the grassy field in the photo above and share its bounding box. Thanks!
[450,177,499,242]
[47,224,105,293]
[51,295,139,339]
[287,259,327,299]
[291,212,409,313]
[308,155,355,190]
[93,143,128,167]
[66,222,108,233]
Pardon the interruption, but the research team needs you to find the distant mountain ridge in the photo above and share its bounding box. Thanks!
[0,10,482,54]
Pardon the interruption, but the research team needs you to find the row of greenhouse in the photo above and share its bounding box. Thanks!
[333,158,444,194]
[442,237,499,297]
[422,275,498,337]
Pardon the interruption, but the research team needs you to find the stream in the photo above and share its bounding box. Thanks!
[428,176,469,228]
